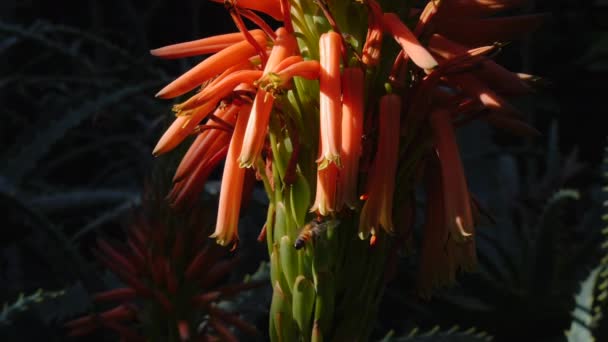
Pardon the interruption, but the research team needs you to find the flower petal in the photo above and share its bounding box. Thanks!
[156,33,268,99]
[383,13,438,70]
[151,30,265,59]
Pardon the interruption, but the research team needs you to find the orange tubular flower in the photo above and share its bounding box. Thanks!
[238,28,298,168]
[177,69,262,111]
[273,55,304,73]
[168,143,228,207]
[152,115,190,156]
[362,0,384,67]
[155,31,267,99]
[337,67,364,210]
[359,94,401,239]
[152,95,224,156]
[273,60,321,83]
[211,104,252,247]
[421,37,522,120]
[414,0,441,36]
[445,73,522,118]
[427,34,531,96]
[429,108,474,243]
[237,88,273,169]
[382,13,438,70]
[173,106,239,182]
[417,156,475,296]
[150,29,264,59]
[255,60,320,93]
[167,106,240,208]
[174,127,231,186]
[153,63,260,156]
[310,163,339,216]
[318,31,343,169]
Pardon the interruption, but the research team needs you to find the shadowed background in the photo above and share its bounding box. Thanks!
[1,0,607,341]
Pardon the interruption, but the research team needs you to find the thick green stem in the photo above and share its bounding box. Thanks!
[264,1,417,340]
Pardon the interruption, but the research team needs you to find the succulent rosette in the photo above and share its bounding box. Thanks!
[65,188,260,341]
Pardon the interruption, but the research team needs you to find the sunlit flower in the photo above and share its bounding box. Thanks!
[336,67,364,210]
[383,12,438,70]
[310,162,339,216]
[155,31,267,99]
[150,29,264,59]
[317,31,343,170]
[238,27,298,168]
[145,3,544,338]
[211,104,252,247]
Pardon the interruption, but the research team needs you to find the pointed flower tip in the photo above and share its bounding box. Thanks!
[149,48,162,56]
[152,143,164,157]
[152,134,176,157]
[155,87,170,99]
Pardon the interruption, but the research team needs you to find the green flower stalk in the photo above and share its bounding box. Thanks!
[150,0,543,340]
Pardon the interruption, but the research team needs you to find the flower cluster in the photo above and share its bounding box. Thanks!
[150,0,542,295]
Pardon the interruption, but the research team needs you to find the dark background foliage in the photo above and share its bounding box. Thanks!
[0,0,606,341]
